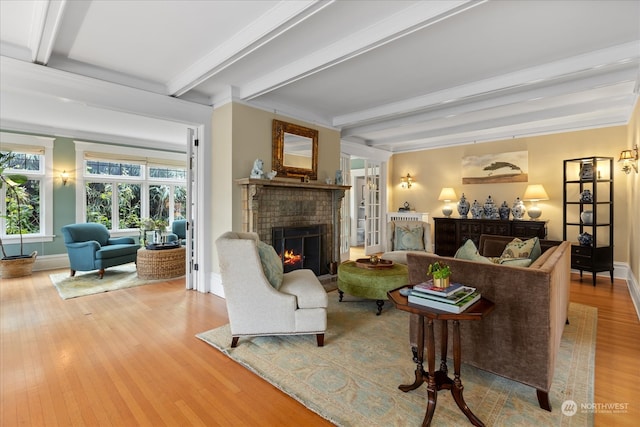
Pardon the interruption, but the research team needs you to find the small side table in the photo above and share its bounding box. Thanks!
[388,286,495,427]
[137,246,186,280]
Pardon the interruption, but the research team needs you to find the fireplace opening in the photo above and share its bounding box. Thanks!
[272,225,326,276]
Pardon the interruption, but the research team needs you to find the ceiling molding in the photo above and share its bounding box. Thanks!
[240,0,484,100]
[32,0,67,65]
[166,0,334,97]
[334,41,640,129]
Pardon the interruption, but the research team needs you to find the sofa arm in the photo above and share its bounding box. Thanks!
[108,237,135,245]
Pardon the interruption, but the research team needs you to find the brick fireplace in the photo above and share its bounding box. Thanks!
[237,178,349,275]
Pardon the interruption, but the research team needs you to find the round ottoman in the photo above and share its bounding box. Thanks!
[137,247,186,280]
[337,261,408,315]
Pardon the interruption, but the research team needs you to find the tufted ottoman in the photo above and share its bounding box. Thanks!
[337,261,408,315]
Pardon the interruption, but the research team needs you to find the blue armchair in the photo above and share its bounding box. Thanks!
[61,223,140,279]
[166,219,187,245]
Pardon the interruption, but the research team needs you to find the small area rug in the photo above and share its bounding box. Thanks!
[50,263,163,300]
[197,294,596,426]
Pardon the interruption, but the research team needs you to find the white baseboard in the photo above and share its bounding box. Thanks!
[209,272,225,298]
[33,254,69,272]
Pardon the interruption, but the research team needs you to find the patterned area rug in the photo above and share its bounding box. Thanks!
[50,263,163,299]
[197,294,596,427]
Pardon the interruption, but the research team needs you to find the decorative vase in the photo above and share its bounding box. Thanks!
[470,200,483,219]
[499,201,510,220]
[578,232,593,247]
[511,197,526,220]
[580,210,593,225]
[580,189,593,203]
[579,162,594,180]
[457,193,470,218]
[483,195,497,219]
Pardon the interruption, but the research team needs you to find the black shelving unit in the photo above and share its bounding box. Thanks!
[562,156,614,285]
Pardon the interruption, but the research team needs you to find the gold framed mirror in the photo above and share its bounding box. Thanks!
[272,119,318,180]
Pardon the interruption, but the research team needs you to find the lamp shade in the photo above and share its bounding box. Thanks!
[438,187,457,201]
[619,149,635,161]
[523,184,549,201]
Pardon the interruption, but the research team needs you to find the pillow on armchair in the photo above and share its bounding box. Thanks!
[394,225,425,251]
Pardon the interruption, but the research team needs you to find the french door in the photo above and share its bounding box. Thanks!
[185,127,197,290]
[364,160,382,255]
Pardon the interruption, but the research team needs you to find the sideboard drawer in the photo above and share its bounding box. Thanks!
[572,246,593,257]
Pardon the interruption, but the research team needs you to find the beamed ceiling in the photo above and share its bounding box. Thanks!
[1,0,639,152]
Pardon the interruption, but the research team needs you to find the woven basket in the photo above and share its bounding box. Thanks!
[0,251,37,279]
[137,247,185,280]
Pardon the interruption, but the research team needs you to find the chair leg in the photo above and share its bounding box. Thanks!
[536,389,551,411]
[98,269,105,279]
[70,269,76,277]
[316,333,324,347]
[231,336,239,348]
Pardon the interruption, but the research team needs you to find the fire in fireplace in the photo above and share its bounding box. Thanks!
[272,224,326,275]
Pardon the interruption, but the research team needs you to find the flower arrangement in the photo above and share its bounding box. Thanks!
[427,261,451,289]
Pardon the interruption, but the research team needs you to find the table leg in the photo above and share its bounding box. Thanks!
[451,320,485,427]
[399,315,426,392]
[439,319,448,374]
[423,318,438,426]
[375,300,384,315]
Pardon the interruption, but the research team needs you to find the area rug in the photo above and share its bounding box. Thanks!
[50,263,165,299]
[197,294,596,427]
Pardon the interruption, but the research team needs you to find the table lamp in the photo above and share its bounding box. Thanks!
[438,187,457,218]
[523,184,549,219]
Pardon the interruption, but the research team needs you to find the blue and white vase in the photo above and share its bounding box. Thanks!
[483,195,497,219]
[499,201,510,220]
[457,193,470,218]
[578,232,593,246]
[470,200,483,219]
[511,197,526,220]
[580,189,593,203]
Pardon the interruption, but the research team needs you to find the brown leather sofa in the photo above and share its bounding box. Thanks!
[406,234,571,411]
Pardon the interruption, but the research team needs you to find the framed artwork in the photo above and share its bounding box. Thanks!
[462,151,528,184]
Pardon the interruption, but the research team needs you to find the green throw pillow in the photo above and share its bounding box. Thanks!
[454,239,492,263]
[499,257,533,267]
[394,225,424,251]
[501,237,541,262]
[256,241,284,290]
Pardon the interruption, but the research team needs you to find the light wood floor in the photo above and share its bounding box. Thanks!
[1,266,639,426]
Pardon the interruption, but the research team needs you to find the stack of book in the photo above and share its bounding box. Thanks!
[408,280,481,313]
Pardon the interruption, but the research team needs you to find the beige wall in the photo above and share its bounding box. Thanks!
[389,125,631,265]
[210,102,341,273]
[625,100,640,285]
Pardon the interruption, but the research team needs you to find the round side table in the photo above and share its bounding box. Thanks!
[137,246,186,280]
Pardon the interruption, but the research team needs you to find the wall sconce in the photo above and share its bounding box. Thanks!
[619,144,638,174]
[400,173,414,189]
[523,184,549,219]
[60,170,69,186]
[437,187,457,218]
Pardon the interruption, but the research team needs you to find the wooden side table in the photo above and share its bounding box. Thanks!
[388,287,495,427]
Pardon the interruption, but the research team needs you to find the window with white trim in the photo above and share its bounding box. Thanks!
[76,142,186,233]
[0,132,54,244]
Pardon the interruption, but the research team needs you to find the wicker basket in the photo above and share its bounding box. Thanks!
[0,251,37,279]
[137,247,185,280]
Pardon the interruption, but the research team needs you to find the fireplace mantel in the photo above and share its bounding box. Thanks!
[237,177,350,274]
[235,177,350,191]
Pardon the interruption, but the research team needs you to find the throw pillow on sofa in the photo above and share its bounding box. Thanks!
[394,225,424,251]
[256,240,284,289]
[501,237,542,262]
[454,239,492,263]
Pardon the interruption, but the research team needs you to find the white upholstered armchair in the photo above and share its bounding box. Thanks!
[381,220,432,265]
[215,231,328,347]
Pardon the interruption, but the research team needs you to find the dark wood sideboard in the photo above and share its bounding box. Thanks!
[433,217,547,256]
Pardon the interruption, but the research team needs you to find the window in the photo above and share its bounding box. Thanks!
[0,132,54,244]
[76,142,187,233]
